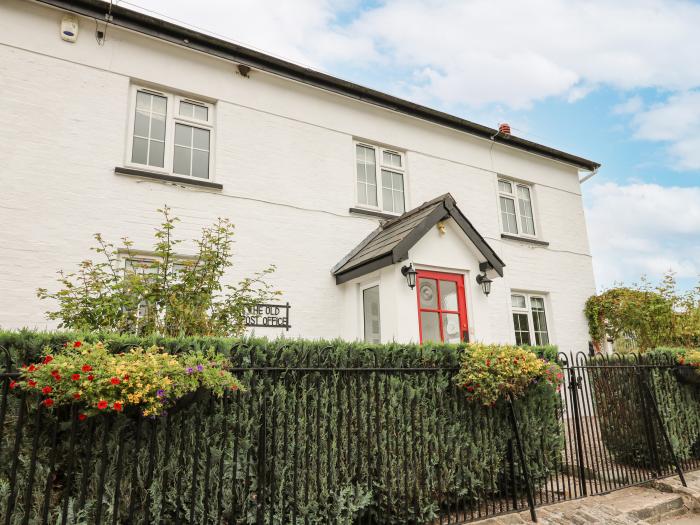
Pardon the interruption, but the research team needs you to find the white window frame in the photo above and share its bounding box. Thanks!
[510,292,551,346]
[497,178,537,238]
[354,141,407,215]
[359,281,381,343]
[125,85,216,181]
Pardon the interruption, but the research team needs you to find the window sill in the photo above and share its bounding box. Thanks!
[500,233,550,247]
[349,207,398,220]
[115,167,223,190]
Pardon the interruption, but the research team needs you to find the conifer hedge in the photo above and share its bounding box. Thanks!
[0,331,561,524]
[588,350,700,469]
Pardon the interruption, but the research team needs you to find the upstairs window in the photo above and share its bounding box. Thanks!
[498,179,536,236]
[511,293,550,346]
[355,143,405,214]
[128,86,214,180]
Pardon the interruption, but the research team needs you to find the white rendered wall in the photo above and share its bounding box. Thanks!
[0,0,595,352]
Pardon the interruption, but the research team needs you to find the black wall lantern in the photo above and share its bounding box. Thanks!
[401,264,417,289]
[476,271,493,296]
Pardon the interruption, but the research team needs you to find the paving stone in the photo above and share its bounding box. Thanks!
[470,474,700,524]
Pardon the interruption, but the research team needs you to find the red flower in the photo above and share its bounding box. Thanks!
[53,374,62,382]
[50,369,59,376]
[73,393,81,399]
[97,400,108,410]
[62,342,68,347]
[43,355,54,365]
[81,364,92,372]
[78,414,87,421]
[41,386,53,395]
[27,380,37,388]
[73,341,82,348]
[486,359,491,367]
[9,380,17,390]
[87,375,94,381]
[113,402,123,412]
[71,374,81,381]
[27,365,37,373]
[123,375,129,381]
[110,377,121,385]
[42,398,54,408]
[467,386,475,392]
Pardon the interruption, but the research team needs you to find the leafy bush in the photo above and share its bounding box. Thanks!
[455,344,563,405]
[10,341,243,417]
[0,332,563,524]
[36,206,278,337]
[585,273,700,352]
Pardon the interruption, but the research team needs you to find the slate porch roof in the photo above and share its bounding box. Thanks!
[332,194,505,284]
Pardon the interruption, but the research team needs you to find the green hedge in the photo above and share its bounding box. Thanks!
[589,350,700,468]
[0,329,558,369]
[0,331,561,524]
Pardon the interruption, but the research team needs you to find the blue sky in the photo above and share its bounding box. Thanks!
[129,0,700,291]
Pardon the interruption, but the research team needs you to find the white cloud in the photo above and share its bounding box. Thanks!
[584,182,700,288]
[632,91,700,170]
[613,96,644,115]
[129,0,700,110]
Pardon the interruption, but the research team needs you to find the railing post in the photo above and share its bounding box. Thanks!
[641,370,687,487]
[507,439,518,510]
[636,368,662,476]
[507,393,537,523]
[567,368,588,496]
[256,382,268,525]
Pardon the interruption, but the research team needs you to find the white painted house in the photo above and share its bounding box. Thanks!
[0,0,600,351]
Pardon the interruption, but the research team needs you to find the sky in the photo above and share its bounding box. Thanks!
[122,0,700,291]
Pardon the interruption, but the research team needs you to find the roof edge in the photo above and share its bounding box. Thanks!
[35,0,600,171]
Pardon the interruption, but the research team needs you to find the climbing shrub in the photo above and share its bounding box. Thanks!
[584,273,700,352]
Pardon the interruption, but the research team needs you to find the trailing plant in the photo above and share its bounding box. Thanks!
[585,272,700,352]
[10,341,243,417]
[454,344,563,405]
[36,206,279,337]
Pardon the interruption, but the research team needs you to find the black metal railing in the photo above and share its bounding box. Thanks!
[0,351,698,524]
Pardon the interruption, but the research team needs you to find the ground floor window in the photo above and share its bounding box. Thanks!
[416,271,468,343]
[511,293,550,346]
[362,285,381,343]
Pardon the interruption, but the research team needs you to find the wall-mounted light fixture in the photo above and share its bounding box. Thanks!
[476,272,492,296]
[401,263,417,290]
[476,263,494,296]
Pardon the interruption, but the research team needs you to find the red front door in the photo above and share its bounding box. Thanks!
[416,270,468,343]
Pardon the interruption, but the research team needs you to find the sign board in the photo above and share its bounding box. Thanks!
[244,303,291,331]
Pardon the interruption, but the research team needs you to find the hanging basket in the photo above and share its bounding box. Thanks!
[674,365,700,386]
[167,387,211,416]
[122,387,211,419]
